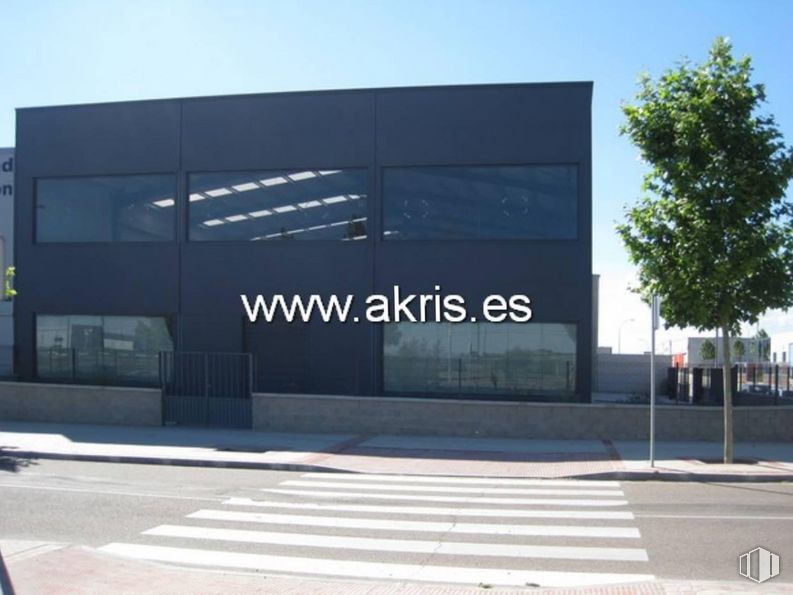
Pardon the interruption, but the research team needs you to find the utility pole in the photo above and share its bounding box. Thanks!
[650,295,660,467]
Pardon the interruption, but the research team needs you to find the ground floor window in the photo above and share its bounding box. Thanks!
[384,322,577,398]
[36,315,174,384]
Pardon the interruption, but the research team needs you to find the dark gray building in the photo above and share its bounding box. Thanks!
[14,83,593,403]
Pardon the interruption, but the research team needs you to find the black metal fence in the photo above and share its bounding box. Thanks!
[668,363,793,406]
[385,354,576,399]
[160,351,254,428]
[36,347,160,385]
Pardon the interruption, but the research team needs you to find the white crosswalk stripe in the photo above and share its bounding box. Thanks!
[300,473,622,487]
[222,497,636,519]
[101,542,655,587]
[99,472,655,588]
[187,508,641,538]
[144,524,649,561]
[262,488,630,506]
[279,479,624,496]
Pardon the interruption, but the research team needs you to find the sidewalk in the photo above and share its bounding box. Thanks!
[4,540,792,595]
[2,421,792,480]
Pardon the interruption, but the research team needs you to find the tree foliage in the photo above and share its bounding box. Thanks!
[700,339,716,361]
[3,266,15,300]
[618,37,793,463]
[618,37,793,333]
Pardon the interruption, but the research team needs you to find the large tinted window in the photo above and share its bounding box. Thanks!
[384,322,576,398]
[383,165,577,240]
[36,315,174,384]
[36,175,175,242]
[189,169,368,241]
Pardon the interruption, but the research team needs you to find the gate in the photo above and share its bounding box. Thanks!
[160,352,253,428]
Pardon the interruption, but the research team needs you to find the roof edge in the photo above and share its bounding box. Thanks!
[16,81,594,112]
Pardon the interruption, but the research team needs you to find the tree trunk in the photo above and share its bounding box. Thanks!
[721,326,734,464]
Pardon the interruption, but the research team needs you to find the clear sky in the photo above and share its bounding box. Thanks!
[1,0,792,357]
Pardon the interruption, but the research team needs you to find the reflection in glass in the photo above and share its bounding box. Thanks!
[383,165,577,240]
[384,322,577,398]
[36,175,176,242]
[189,169,368,241]
[36,315,174,383]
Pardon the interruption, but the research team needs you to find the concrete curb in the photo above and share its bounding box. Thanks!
[6,449,793,481]
[3,450,343,474]
[579,470,793,482]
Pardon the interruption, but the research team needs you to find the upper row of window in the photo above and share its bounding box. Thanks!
[34,165,578,243]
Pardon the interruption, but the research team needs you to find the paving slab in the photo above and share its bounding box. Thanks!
[1,421,792,480]
[0,421,353,470]
[3,542,792,595]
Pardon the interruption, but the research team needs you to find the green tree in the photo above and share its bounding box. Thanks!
[732,339,746,361]
[618,37,793,463]
[699,339,716,362]
[755,328,771,362]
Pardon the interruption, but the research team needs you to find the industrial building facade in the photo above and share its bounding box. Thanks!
[14,83,593,402]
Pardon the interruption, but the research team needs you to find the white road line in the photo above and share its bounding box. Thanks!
[635,514,793,521]
[300,473,621,488]
[187,509,641,538]
[223,497,636,520]
[100,543,655,587]
[144,524,649,562]
[280,480,622,496]
[263,488,629,507]
[0,482,220,502]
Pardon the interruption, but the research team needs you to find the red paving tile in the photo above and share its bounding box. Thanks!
[8,545,792,595]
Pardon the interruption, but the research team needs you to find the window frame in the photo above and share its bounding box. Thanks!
[185,165,373,244]
[33,312,176,386]
[381,320,579,400]
[33,172,179,245]
[380,162,581,242]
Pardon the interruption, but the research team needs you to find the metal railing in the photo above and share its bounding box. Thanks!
[384,354,576,398]
[160,351,253,400]
[36,347,161,385]
[160,351,254,428]
[669,364,793,406]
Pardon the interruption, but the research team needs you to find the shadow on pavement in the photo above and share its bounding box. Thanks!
[0,448,38,473]
[339,446,615,463]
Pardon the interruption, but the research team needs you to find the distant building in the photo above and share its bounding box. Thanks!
[0,147,13,376]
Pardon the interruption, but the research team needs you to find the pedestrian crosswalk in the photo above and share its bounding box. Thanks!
[99,472,655,588]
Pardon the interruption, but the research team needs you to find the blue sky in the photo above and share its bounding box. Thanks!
[2,0,792,355]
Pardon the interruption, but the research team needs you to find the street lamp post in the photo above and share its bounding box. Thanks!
[618,318,635,354]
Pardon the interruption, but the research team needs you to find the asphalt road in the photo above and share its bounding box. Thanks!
[0,458,791,588]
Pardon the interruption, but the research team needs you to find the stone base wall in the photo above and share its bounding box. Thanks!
[253,392,793,441]
[0,381,161,426]
[2,381,790,441]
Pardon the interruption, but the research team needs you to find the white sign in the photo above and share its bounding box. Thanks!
[651,294,661,330]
